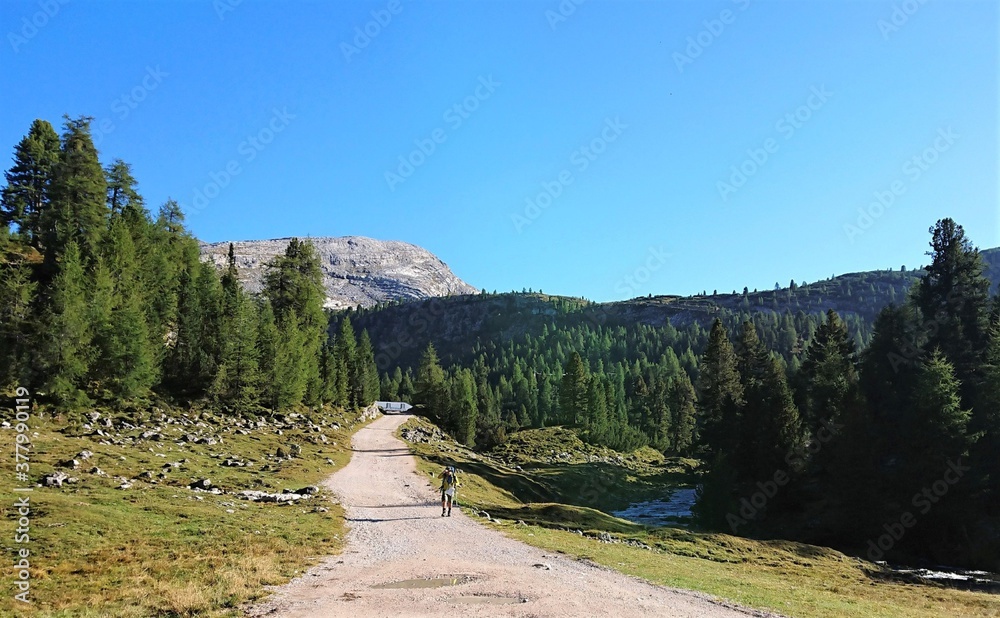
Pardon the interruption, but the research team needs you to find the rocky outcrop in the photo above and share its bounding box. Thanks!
[199,236,478,309]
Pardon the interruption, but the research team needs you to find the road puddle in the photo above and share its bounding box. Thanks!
[372,575,473,589]
[452,596,524,605]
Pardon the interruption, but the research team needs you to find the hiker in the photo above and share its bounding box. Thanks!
[440,465,458,517]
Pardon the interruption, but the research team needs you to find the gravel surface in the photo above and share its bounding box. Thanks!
[247,414,785,618]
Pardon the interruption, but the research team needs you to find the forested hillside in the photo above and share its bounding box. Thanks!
[353,222,1000,571]
[0,117,378,414]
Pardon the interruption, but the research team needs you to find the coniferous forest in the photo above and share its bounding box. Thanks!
[2,116,999,571]
[0,117,379,415]
[352,228,1000,571]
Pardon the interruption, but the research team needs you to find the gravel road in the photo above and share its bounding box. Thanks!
[247,414,784,618]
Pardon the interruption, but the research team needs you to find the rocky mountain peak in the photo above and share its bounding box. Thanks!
[200,236,478,309]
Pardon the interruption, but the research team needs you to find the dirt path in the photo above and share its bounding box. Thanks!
[247,414,781,618]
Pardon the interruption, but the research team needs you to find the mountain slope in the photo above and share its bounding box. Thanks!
[200,236,479,309]
[348,247,999,371]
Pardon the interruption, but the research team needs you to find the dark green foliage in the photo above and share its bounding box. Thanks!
[414,343,448,424]
[697,319,744,458]
[913,218,992,408]
[1,119,60,246]
[37,241,90,406]
[0,117,385,417]
[43,117,109,270]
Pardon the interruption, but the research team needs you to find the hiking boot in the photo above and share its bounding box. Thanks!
[441,510,446,517]
[447,509,451,517]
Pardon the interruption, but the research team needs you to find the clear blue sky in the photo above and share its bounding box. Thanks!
[2,0,997,301]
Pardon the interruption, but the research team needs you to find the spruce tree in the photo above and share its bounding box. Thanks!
[356,329,380,407]
[914,218,991,408]
[452,368,478,446]
[333,316,357,407]
[256,299,280,409]
[798,310,859,433]
[558,352,589,426]
[1,119,60,247]
[908,350,972,481]
[212,244,260,412]
[38,242,90,406]
[43,117,108,271]
[415,343,448,423]
[669,372,697,455]
[0,245,36,389]
[697,319,744,457]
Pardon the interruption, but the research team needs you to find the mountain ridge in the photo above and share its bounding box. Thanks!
[199,235,479,310]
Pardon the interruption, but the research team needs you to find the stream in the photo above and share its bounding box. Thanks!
[610,487,697,527]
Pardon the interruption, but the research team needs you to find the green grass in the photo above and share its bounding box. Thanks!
[0,404,371,617]
[402,417,1000,618]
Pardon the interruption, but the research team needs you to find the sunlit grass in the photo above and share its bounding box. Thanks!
[0,404,369,617]
[403,417,1000,618]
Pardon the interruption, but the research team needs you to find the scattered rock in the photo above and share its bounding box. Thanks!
[75,450,94,461]
[58,459,81,470]
[296,485,320,495]
[237,490,309,503]
[533,563,551,570]
[90,467,106,476]
[118,481,133,490]
[190,478,212,490]
[44,471,70,487]
[137,471,154,480]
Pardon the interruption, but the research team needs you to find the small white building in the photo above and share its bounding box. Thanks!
[375,401,413,414]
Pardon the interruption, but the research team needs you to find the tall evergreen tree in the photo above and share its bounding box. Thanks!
[914,218,991,408]
[669,372,697,456]
[37,242,90,406]
[0,119,60,246]
[558,352,589,426]
[355,329,380,407]
[42,116,109,271]
[212,244,260,411]
[798,310,860,433]
[697,319,744,457]
[333,316,357,407]
[414,343,448,424]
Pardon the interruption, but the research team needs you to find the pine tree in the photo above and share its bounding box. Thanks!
[273,310,307,410]
[333,316,357,407]
[736,322,802,480]
[452,368,478,446]
[558,352,589,426]
[42,117,109,271]
[256,299,280,409]
[414,343,448,424]
[669,372,697,455]
[1,119,60,247]
[798,310,859,433]
[971,319,1000,507]
[87,218,157,400]
[212,245,260,412]
[908,350,972,481]
[105,159,143,217]
[37,242,90,406]
[914,218,991,408]
[697,319,744,457]
[263,238,326,405]
[0,245,36,389]
[355,330,380,407]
